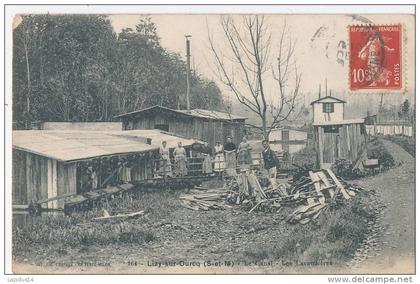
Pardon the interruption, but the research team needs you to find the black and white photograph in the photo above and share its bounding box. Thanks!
[2,3,416,280]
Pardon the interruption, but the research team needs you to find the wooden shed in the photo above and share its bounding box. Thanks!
[12,129,201,209]
[115,105,247,150]
[313,119,367,169]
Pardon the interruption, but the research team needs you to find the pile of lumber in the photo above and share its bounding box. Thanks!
[178,169,363,225]
[286,169,362,224]
[225,171,292,212]
[223,169,363,222]
[179,189,229,211]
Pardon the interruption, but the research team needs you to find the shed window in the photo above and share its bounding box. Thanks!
[323,103,334,113]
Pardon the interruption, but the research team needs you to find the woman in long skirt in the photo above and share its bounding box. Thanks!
[159,141,172,177]
[237,137,252,169]
[174,141,188,176]
[213,141,225,173]
[224,136,237,176]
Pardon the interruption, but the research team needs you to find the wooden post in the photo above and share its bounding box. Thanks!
[163,159,167,181]
[52,160,58,209]
[317,126,323,168]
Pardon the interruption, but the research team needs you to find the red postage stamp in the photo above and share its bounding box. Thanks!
[349,24,402,90]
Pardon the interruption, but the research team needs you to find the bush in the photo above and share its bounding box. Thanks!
[383,135,415,157]
[332,159,365,180]
[367,138,395,170]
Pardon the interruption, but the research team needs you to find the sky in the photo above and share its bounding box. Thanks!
[107,14,415,112]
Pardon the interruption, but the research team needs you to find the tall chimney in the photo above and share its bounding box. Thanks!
[185,35,192,110]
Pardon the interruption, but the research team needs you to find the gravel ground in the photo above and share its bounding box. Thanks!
[350,139,415,274]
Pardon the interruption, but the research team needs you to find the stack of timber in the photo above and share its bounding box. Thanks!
[225,171,293,213]
[286,169,361,224]
[179,189,229,211]
[177,168,364,225]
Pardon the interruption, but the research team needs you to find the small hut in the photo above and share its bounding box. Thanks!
[313,119,367,168]
[311,96,367,168]
[115,105,247,149]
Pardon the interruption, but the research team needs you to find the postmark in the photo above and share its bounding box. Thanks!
[349,25,402,90]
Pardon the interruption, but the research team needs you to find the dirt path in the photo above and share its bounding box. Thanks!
[351,139,415,274]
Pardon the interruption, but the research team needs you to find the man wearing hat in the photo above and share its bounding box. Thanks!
[262,139,279,187]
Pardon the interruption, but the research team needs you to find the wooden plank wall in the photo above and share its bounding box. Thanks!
[25,152,49,204]
[12,149,78,208]
[125,110,245,151]
[57,162,77,208]
[12,150,27,205]
[131,155,155,181]
[316,123,367,166]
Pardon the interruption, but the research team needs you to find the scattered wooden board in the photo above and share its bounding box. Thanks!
[326,169,351,200]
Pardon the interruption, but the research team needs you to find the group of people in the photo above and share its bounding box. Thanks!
[158,136,280,186]
[213,136,253,175]
[159,140,188,177]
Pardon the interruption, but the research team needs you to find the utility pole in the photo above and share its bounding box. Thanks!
[325,78,328,97]
[318,84,321,99]
[185,35,192,110]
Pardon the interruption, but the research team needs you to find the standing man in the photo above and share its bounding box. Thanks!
[262,139,279,187]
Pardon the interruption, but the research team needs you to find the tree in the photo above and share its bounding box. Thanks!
[208,15,301,139]
[399,99,411,121]
[13,15,223,128]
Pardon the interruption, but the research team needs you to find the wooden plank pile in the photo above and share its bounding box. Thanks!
[225,171,292,212]
[179,189,230,211]
[222,169,363,223]
[286,169,361,224]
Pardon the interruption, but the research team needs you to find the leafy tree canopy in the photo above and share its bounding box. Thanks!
[13,15,223,128]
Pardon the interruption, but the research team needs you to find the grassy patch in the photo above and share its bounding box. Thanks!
[12,189,185,256]
[382,135,415,157]
[240,191,376,265]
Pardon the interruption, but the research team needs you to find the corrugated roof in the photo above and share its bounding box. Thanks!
[13,130,158,162]
[13,129,204,162]
[313,119,365,126]
[114,105,246,120]
[310,96,346,105]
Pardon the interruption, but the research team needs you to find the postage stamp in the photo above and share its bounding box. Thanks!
[349,25,402,90]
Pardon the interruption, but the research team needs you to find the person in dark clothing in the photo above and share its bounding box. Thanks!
[224,137,237,175]
[262,140,279,187]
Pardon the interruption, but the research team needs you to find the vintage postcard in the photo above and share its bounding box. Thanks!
[4,4,416,278]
